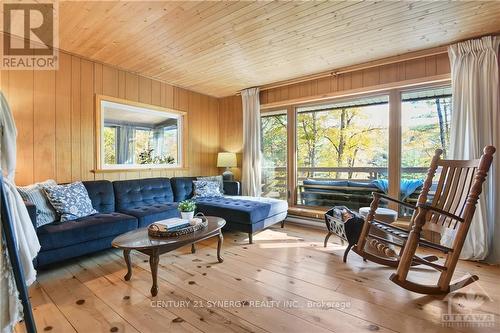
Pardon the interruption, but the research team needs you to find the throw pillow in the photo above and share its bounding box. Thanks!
[193,180,223,198]
[43,181,98,222]
[17,179,58,228]
[197,175,224,194]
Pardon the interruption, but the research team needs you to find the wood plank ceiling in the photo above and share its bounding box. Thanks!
[56,1,500,97]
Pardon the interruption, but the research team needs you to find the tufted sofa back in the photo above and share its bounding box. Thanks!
[170,177,196,202]
[113,178,174,210]
[82,180,115,213]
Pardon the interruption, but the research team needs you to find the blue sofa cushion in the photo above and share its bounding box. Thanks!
[113,178,174,211]
[119,203,179,228]
[195,196,287,225]
[37,212,138,251]
[36,236,119,267]
[83,180,115,213]
[170,177,196,202]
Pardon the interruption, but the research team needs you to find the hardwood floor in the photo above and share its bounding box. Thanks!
[16,223,500,333]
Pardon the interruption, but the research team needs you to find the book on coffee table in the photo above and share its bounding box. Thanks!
[152,218,190,231]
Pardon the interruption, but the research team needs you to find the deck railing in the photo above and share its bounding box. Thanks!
[262,166,429,204]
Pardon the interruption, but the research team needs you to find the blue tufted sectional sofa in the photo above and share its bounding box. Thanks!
[27,177,288,267]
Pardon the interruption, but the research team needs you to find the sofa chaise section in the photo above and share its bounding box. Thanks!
[195,196,288,243]
[169,177,287,243]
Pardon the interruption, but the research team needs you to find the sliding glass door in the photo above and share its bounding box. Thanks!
[261,112,288,200]
[400,86,452,215]
[259,84,452,216]
[295,96,389,210]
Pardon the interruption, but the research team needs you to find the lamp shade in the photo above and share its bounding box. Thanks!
[217,152,237,168]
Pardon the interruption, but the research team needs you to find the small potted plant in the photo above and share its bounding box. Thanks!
[178,200,196,220]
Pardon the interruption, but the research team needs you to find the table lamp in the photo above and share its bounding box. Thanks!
[217,152,237,181]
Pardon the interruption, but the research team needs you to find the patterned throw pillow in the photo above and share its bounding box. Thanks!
[17,179,58,228]
[197,175,224,194]
[193,180,223,198]
[43,181,98,222]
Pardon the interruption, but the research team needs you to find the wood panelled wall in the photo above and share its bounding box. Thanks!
[1,52,219,186]
[260,53,451,106]
[218,52,451,181]
[218,95,243,181]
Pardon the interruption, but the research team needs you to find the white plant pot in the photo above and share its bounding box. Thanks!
[181,211,194,220]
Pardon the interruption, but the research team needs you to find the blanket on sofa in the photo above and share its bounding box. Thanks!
[371,179,424,200]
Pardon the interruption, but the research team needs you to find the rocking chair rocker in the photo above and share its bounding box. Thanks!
[353,146,495,294]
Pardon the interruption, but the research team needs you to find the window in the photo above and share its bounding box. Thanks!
[96,96,185,170]
[296,96,389,210]
[261,112,287,200]
[103,126,117,164]
[259,83,452,217]
[400,87,452,214]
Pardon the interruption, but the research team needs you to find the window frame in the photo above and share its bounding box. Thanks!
[94,94,188,172]
[260,80,452,213]
[260,110,289,201]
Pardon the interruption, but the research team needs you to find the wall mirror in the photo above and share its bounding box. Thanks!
[96,95,186,170]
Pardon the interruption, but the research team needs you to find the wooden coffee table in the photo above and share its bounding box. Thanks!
[112,216,225,296]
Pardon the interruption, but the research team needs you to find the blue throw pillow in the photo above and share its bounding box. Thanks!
[197,175,224,194]
[17,179,58,228]
[43,181,98,222]
[193,180,223,198]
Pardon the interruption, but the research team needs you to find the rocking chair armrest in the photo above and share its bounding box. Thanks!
[416,203,464,223]
[372,192,417,210]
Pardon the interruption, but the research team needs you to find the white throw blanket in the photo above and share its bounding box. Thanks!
[0,92,41,333]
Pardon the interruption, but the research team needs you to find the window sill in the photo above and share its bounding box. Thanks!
[288,206,327,220]
[92,167,189,173]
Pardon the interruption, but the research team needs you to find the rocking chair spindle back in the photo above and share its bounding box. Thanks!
[353,145,495,294]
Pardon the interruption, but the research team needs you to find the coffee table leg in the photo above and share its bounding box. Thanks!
[217,230,224,263]
[123,249,132,281]
[149,251,160,297]
[191,243,196,254]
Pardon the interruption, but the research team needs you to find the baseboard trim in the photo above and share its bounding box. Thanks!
[284,216,327,230]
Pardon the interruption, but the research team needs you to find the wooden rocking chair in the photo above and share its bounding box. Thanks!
[353,146,495,294]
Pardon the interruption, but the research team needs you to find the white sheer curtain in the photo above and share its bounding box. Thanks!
[446,36,500,261]
[116,125,135,164]
[241,88,262,196]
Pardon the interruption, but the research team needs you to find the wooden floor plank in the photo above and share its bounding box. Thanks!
[123,252,336,333]
[26,282,77,333]
[64,259,202,333]
[90,250,270,333]
[36,266,140,332]
[165,242,463,333]
[207,227,500,321]
[18,223,500,333]
[125,250,393,333]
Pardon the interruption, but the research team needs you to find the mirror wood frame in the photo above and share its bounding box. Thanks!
[94,94,188,172]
